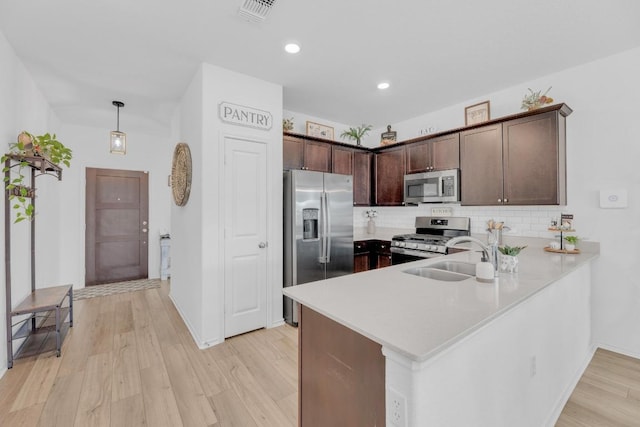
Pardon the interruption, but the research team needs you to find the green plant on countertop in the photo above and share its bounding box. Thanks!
[2,131,72,223]
[498,245,527,256]
[340,124,372,146]
[564,235,579,245]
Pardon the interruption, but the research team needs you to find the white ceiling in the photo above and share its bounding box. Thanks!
[1,0,640,134]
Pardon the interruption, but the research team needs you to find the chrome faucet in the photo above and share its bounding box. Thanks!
[446,236,498,273]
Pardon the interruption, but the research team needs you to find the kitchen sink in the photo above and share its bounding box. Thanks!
[403,260,476,282]
[403,267,472,282]
[427,260,476,276]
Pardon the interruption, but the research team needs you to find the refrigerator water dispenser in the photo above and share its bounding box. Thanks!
[303,208,319,240]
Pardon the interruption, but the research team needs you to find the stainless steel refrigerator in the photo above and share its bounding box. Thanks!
[283,170,353,325]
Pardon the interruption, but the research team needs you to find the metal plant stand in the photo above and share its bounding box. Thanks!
[4,154,73,368]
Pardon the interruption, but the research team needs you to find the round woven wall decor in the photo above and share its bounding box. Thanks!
[171,142,192,206]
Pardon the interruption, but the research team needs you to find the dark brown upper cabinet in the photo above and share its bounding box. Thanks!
[331,145,353,175]
[283,134,331,172]
[503,111,566,205]
[332,146,372,206]
[352,151,372,206]
[374,145,405,206]
[405,133,460,174]
[460,124,504,205]
[283,104,571,208]
[460,107,570,205]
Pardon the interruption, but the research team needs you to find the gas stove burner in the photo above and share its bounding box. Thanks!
[390,216,471,261]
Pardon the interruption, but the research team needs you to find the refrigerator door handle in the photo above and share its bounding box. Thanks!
[319,191,327,264]
[325,192,331,263]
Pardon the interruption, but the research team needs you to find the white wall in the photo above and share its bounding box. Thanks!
[0,27,174,377]
[282,109,368,147]
[172,64,283,348]
[361,46,640,357]
[0,30,62,375]
[56,123,173,289]
[170,65,205,343]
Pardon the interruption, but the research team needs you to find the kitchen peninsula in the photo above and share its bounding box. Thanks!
[284,238,599,426]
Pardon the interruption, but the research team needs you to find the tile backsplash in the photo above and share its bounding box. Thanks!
[355,205,566,239]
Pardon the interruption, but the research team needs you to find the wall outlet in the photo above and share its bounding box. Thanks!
[388,388,407,427]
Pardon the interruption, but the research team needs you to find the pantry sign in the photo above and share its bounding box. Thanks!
[219,102,273,130]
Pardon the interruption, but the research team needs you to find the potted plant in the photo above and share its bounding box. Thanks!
[2,131,72,222]
[521,87,554,111]
[340,124,372,146]
[497,245,527,273]
[564,235,579,251]
[283,117,294,132]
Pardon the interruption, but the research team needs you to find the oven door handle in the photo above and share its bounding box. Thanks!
[391,247,442,258]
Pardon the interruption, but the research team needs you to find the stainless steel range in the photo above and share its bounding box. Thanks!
[391,216,471,264]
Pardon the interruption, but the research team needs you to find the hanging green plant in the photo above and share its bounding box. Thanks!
[2,131,72,223]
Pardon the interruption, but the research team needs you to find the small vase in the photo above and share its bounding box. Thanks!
[500,254,519,273]
[367,218,376,234]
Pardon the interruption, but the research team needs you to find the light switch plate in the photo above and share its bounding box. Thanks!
[431,207,453,216]
[599,189,628,208]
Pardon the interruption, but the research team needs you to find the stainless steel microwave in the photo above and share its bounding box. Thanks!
[404,169,460,204]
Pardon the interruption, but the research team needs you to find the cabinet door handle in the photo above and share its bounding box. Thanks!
[498,198,502,203]
[504,198,509,203]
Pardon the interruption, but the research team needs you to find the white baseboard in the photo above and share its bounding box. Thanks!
[595,342,640,360]
[269,318,285,328]
[168,293,222,350]
[544,344,597,427]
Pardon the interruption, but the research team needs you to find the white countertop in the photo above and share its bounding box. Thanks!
[353,226,411,241]
[283,239,599,362]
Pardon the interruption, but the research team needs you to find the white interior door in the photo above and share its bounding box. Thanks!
[224,136,268,338]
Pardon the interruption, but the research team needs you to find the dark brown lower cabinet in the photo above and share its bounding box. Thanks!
[354,241,371,273]
[299,305,385,427]
[374,241,391,269]
[354,240,391,272]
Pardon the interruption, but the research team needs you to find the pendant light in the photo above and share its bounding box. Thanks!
[110,100,126,154]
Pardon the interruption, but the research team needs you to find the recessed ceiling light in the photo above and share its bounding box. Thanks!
[377,82,390,90]
[284,43,301,54]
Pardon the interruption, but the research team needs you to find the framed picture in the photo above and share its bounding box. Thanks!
[465,101,491,126]
[306,121,334,140]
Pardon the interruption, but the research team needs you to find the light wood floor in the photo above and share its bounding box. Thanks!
[556,348,640,426]
[1,282,639,426]
[0,282,298,426]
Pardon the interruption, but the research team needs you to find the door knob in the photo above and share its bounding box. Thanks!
[259,242,268,248]
[142,228,148,233]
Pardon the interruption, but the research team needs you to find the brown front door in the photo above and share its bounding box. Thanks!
[85,168,149,286]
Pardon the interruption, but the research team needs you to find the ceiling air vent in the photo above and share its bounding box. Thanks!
[238,0,277,22]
